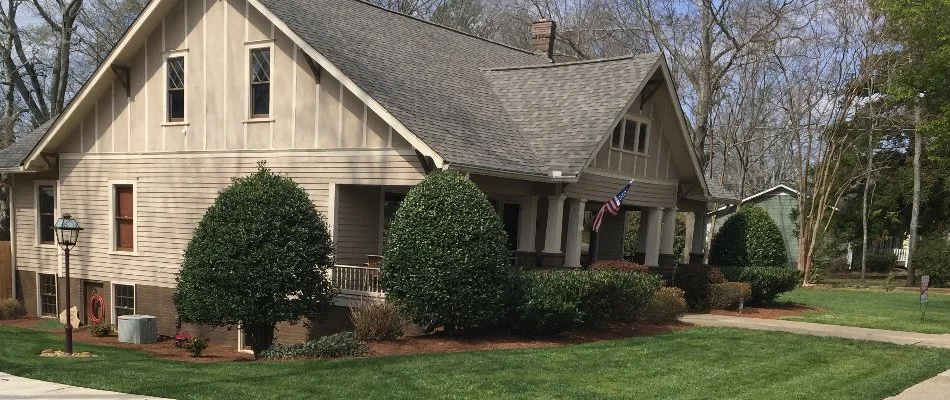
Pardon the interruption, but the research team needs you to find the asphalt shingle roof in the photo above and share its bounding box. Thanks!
[483,54,661,174]
[0,119,55,170]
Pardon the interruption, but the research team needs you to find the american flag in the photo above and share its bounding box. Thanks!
[592,180,633,232]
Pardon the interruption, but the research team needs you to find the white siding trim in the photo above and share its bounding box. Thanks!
[59,148,418,160]
[328,183,338,245]
[583,169,678,186]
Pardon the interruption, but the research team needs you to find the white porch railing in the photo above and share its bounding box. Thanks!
[330,265,385,301]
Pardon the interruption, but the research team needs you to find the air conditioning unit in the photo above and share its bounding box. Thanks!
[117,315,158,344]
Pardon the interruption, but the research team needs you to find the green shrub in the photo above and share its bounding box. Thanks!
[671,264,726,310]
[189,337,209,357]
[350,302,405,341]
[89,323,113,337]
[589,260,649,273]
[175,163,335,358]
[261,332,369,359]
[864,252,899,273]
[381,171,513,332]
[510,270,661,336]
[0,298,26,320]
[915,235,950,287]
[710,206,788,270]
[708,282,753,310]
[738,266,800,305]
[638,287,687,322]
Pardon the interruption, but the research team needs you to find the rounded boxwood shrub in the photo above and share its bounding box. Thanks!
[380,171,513,331]
[510,270,662,336]
[638,287,688,323]
[738,266,800,305]
[671,264,725,310]
[710,205,788,274]
[915,234,950,287]
[175,164,335,357]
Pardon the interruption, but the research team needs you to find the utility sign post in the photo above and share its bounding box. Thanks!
[920,275,930,322]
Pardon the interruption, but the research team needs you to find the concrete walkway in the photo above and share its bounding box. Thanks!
[680,314,950,349]
[0,372,172,400]
[681,314,950,399]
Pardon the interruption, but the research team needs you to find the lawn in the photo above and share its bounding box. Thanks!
[1,325,949,399]
[779,288,950,334]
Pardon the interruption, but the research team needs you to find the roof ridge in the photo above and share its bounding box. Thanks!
[483,53,660,72]
[353,0,542,58]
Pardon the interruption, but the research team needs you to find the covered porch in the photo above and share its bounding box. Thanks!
[327,173,711,300]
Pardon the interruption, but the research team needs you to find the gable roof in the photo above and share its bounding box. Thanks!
[713,184,796,213]
[483,54,662,174]
[0,119,55,170]
[3,0,724,202]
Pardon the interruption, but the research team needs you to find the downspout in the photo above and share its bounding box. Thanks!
[0,178,14,300]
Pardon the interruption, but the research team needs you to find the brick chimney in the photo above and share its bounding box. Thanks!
[531,19,557,60]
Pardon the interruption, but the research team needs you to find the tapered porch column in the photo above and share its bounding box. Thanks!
[644,207,664,266]
[690,211,709,264]
[659,208,678,266]
[516,196,539,266]
[541,195,566,267]
[564,198,587,268]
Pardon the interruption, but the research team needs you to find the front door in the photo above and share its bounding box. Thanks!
[82,281,105,326]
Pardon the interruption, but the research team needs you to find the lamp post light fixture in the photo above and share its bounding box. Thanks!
[54,213,82,354]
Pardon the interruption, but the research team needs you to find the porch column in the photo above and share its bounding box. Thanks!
[644,207,664,266]
[689,211,708,264]
[634,209,650,264]
[541,195,566,267]
[564,198,587,268]
[516,196,539,266]
[659,207,678,266]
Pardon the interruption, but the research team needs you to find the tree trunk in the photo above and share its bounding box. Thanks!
[861,132,873,287]
[906,105,922,287]
[246,323,276,359]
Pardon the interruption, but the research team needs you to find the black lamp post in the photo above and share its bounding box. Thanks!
[54,213,82,354]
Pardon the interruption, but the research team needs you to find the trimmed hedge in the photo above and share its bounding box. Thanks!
[709,282,753,310]
[260,332,369,359]
[0,298,25,320]
[350,302,405,341]
[710,206,788,270]
[510,270,662,336]
[638,287,687,322]
[589,260,649,273]
[381,171,514,331]
[736,266,800,305]
[671,264,726,310]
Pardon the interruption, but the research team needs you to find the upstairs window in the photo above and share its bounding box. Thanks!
[114,185,134,252]
[250,48,271,118]
[610,118,650,154]
[37,185,55,245]
[167,56,185,122]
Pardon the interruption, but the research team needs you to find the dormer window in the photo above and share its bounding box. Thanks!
[610,118,650,154]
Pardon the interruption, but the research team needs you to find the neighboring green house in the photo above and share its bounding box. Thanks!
[712,185,799,268]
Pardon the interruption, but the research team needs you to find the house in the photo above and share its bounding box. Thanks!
[1,0,735,348]
[712,184,799,268]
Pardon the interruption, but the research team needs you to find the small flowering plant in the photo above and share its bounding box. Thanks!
[174,332,194,349]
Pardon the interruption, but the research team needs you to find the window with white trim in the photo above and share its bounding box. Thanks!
[166,56,185,122]
[610,118,650,154]
[113,184,135,252]
[38,273,57,316]
[249,47,271,118]
[37,185,55,245]
[113,284,135,318]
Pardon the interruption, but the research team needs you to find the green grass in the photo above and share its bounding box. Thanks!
[779,288,950,334]
[1,325,949,399]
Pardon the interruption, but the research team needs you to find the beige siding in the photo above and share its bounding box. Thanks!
[18,150,427,288]
[51,0,408,156]
[12,171,60,275]
[335,186,383,265]
[587,83,682,181]
[564,173,676,209]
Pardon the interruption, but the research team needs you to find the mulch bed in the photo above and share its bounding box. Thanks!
[368,322,692,358]
[711,304,822,319]
[0,318,253,363]
[2,318,689,362]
